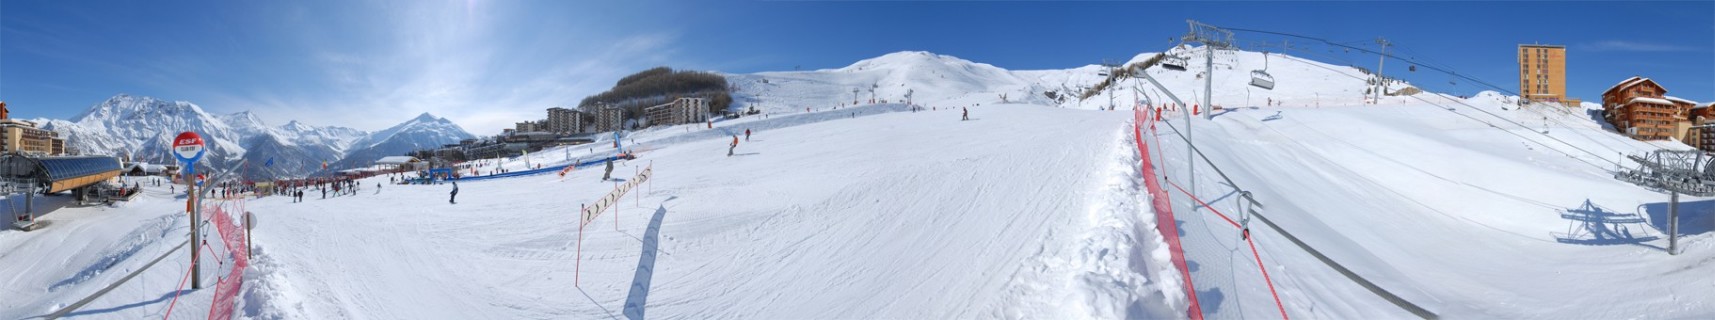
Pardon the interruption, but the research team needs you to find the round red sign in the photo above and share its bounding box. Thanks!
[173,131,205,163]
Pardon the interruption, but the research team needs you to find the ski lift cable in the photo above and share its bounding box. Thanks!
[1223,27,1526,99]
[1284,38,1636,154]
[1267,51,1621,170]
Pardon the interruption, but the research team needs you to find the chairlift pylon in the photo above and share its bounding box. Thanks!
[1249,52,1275,90]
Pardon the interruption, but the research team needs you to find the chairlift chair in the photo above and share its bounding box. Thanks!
[1161,55,1188,71]
[1250,71,1275,90]
[1249,52,1275,90]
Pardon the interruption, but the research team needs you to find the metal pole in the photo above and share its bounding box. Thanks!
[1374,37,1391,104]
[1670,191,1680,255]
[189,171,201,290]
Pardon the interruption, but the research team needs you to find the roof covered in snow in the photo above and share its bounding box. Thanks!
[1606,77,1643,94]
[1603,76,1665,96]
[1629,97,1675,106]
[375,156,420,165]
[1665,96,1697,104]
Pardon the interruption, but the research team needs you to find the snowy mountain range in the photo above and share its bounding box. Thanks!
[36,94,473,180]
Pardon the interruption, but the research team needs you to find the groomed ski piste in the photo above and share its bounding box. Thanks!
[2,47,1713,319]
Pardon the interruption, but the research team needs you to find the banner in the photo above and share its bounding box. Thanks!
[579,163,652,227]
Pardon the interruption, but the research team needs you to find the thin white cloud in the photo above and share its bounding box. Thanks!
[1580,40,1705,53]
[209,0,683,136]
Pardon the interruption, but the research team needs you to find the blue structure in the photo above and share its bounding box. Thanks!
[1,155,123,194]
[455,155,630,182]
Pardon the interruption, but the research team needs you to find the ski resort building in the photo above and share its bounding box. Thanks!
[1602,77,1681,140]
[593,106,624,133]
[643,97,710,127]
[1697,103,1715,153]
[0,102,68,156]
[1519,44,1576,106]
[545,107,584,134]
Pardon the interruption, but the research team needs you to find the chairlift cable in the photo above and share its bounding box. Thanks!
[1268,51,1621,170]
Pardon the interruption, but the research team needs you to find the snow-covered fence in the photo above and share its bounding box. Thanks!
[1132,108,1206,319]
[575,161,653,287]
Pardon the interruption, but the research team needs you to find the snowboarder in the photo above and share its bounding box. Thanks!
[449,181,459,204]
[962,107,969,121]
[728,135,739,157]
[745,129,752,141]
[602,160,614,181]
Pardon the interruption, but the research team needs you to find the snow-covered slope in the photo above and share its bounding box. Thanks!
[729,47,1422,115]
[726,51,1057,114]
[2,105,1180,319]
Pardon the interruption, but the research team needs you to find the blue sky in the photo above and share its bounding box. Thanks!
[3,1,1711,134]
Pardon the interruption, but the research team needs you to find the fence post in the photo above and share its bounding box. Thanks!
[614,181,620,231]
[636,167,641,208]
[576,203,583,288]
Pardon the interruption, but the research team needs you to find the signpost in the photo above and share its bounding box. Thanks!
[173,131,206,289]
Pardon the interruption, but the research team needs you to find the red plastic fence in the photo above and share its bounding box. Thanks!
[1133,109,1205,320]
[207,201,249,320]
[1141,107,1288,319]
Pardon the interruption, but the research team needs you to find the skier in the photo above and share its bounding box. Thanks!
[962,107,969,121]
[449,181,459,204]
[376,183,382,195]
[728,135,739,157]
[745,129,752,141]
[602,160,614,181]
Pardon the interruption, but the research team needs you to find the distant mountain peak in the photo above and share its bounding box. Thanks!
[413,112,440,122]
[842,51,978,71]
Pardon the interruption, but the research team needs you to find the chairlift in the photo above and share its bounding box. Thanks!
[1409,65,1417,72]
[1161,55,1188,71]
[1249,52,1275,90]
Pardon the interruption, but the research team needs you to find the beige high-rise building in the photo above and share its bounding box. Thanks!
[1519,44,1568,105]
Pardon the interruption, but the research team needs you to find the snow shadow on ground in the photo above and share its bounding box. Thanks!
[622,205,668,320]
[1196,288,1225,314]
[1554,200,1662,250]
[54,289,190,318]
[1641,198,1715,236]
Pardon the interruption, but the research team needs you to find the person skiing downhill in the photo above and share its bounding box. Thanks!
[602,160,614,181]
[728,135,739,157]
[449,181,459,204]
[745,129,752,141]
[962,107,969,121]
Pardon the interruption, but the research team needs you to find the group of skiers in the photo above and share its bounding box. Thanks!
[728,128,752,157]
